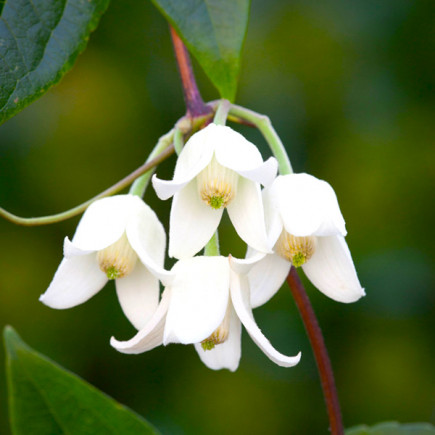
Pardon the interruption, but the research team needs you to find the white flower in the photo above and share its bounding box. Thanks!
[110,255,301,372]
[39,195,173,330]
[152,123,278,259]
[248,173,365,307]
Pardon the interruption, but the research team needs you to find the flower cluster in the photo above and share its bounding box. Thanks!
[40,123,364,371]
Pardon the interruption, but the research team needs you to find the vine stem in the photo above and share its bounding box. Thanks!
[287,267,344,435]
[170,27,343,434]
[170,26,211,118]
[226,103,293,175]
[0,144,174,226]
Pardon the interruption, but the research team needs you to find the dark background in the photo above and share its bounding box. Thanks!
[0,0,434,433]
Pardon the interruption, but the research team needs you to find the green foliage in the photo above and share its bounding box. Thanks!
[151,0,250,101]
[0,0,110,125]
[346,422,435,435]
[4,326,159,435]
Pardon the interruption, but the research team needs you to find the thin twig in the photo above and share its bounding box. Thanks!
[287,267,344,435]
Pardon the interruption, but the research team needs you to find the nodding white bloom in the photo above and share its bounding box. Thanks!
[40,195,173,330]
[152,123,278,259]
[111,255,301,372]
[248,173,365,307]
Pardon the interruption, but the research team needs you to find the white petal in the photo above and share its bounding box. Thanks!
[262,186,283,247]
[227,178,271,254]
[230,271,301,367]
[212,124,277,186]
[164,257,230,345]
[271,174,346,237]
[151,175,191,201]
[172,124,217,181]
[213,126,264,171]
[302,235,365,303]
[40,254,107,308]
[63,237,95,258]
[71,195,141,251]
[110,288,171,354]
[233,157,278,187]
[125,200,173,286]
[115,263,160,330]
[152,124,216,200]
[248,253,291,308]
[229,251,267,275]
[194,305,242,372]
[168,180,223,259]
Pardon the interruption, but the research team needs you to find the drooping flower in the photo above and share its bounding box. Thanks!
[40,195,173,330]
[110,255,301,372]
[152,123,278,259]
[248,173,365,307]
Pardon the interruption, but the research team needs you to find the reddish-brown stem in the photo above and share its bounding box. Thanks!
[287,267,344,435]
[169,22,341,433]
[170,26,211,118]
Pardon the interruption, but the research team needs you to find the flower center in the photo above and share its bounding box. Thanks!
[197,156,238,210]
[201,305,231,351]
[275,230,316,267]
[97,233,138,279]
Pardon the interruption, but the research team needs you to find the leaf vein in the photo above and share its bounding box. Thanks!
[17,358,70,434]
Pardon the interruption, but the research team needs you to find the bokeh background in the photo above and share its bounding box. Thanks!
[1,0,434,433]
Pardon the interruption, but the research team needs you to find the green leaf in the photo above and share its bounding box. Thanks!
[0,0,110,125]
[346,421,435,435]
[152,0,250,101]
[4,326,159,435]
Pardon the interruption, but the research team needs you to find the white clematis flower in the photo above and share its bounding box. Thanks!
[152,123,278,259]
[111,255,301,372]
[248,173,365,307]
[40,195,173,330]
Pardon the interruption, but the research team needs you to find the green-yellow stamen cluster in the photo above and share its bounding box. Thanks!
[201,340,216,351]
[106,266,121,280]
[291,252,306,268]
[209,196,225,210]
[200,307,231,351]
[97,233,138,280]
[275,231,316,267]
[197,156,238,210]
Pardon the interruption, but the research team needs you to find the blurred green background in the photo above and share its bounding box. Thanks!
[1,0,434,433]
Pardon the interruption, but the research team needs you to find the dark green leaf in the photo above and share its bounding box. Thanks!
[4,326,159,435]
[152,0,250,101]
[0,0,109,125]
[346,422,435,435]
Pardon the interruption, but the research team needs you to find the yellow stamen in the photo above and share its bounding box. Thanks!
[275,230,316,267]
[97,233,138,279]
[201,305,231,351]
[197,156,238,209]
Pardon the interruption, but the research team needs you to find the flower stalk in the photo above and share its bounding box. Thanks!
[287,267,344,435]
[226,104,293,175]
[204,232,220,257]
[130,128,176,197]
[173,127,184,156]
[213,99,231,126]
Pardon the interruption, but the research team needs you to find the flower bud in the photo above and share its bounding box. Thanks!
[97,233,138,279]
[197,156,238,209]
